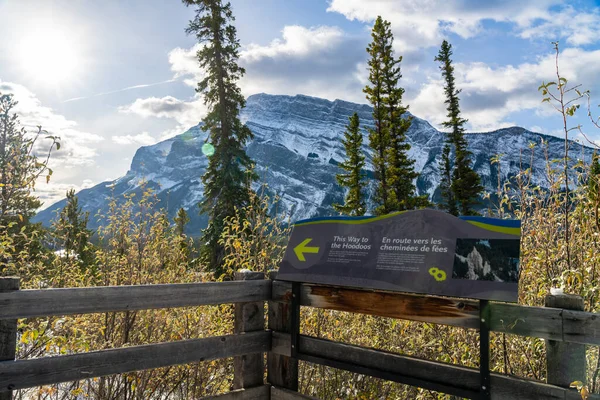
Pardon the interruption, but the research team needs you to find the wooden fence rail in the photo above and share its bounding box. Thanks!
[0,273,271,400]
[272,280,600,345]
[0,332,270,391]
[2,274,600,399]
[0,280,271,319]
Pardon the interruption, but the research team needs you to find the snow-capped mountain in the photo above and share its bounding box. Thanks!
[33,93,595,234]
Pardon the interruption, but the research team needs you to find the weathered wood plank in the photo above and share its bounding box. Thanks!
[274,332,592,400]
[272,331,291,357]
[545,295,586,388]
[200,385,270,400]
[268,274,298,392]
[273,281,600,344]
[491,374,568,400]
[234,271,265,390]
[271,281,292,303]
[272,281,480,329]
[563,309,600,346]
[271,386,320,400]
[0,280,271,319]
[488,302,563,341]
[0,277,19,400]
[0,331,270,392]
[294,334,479,398]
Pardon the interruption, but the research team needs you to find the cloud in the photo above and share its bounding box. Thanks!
[409,47,600,131]
[168,44,204,87]
[121,96,190,117]
[519,6,600,46]
[34,179,96,212]
[119,95,207,128]
[62,78,177,103]
[326,0,595,51]
[241,25,345,61]
[0,80,103,167]
[236,25,370,102]
[112,131,156,146]
[0,80,105,206]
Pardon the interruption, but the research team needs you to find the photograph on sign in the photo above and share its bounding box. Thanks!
[278,209,520,302]
[452,239,520,283]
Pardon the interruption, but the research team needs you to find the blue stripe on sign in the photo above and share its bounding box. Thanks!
[459,216,521,228]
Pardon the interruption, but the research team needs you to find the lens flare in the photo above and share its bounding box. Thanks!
[202,143,215,156]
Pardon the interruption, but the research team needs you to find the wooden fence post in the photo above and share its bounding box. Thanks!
[0,277,19,400]
[233,270,266,390]
[545,293,586,388]
[267,271,298,392]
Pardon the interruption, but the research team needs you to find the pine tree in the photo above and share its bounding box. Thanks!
[334,113,366,216]
[439,143,458,215]
[435,40,482,216]
[174,207,190,236]
[174,207,191,262]
[365,16,421,214]
[379,22,418,211]
[54,189,93,265]
[364,17,392,215]
[183,0,256,276]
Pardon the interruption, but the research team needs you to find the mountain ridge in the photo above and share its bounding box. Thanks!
[33,93,595,234]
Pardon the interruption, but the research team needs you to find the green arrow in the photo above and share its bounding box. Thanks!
[294,238,320,261]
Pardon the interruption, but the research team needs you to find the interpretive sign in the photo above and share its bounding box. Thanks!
[278,209,520,302]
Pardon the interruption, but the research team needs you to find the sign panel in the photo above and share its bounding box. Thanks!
[278,209,520,302]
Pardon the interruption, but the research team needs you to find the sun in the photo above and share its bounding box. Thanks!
[17,26,82,86]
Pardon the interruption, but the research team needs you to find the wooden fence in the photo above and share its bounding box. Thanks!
[1,272,600,399]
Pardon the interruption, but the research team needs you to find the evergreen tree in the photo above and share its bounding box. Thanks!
[435,40,483,216]
[364,17,392,215]
[183,0,256,276]
[174,207,190,236]
[54,189,94,265]
[365,16,421,214]
[438,143,458,215]
[334,113,366,216]
[380,23,418,211]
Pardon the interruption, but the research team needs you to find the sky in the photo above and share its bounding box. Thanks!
[1,0,600,208]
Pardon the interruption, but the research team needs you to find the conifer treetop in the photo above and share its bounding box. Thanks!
[334,112,366,216]
[183,0,256,275]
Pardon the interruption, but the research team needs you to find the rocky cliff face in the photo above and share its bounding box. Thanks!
[34,93,595,235]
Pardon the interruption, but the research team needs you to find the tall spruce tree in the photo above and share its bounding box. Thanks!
[334,113,366,216]
[435,40,482,216]
[183,0,256,276]
[364,17,391,215]
[438,143,458,215]
[174,207,190,236]
[380,26,418,211]
[54,189,93,265]
[365,16,419,215]
[174,207,191,261]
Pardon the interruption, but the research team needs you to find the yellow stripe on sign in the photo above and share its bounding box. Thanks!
[466,221,520,236]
